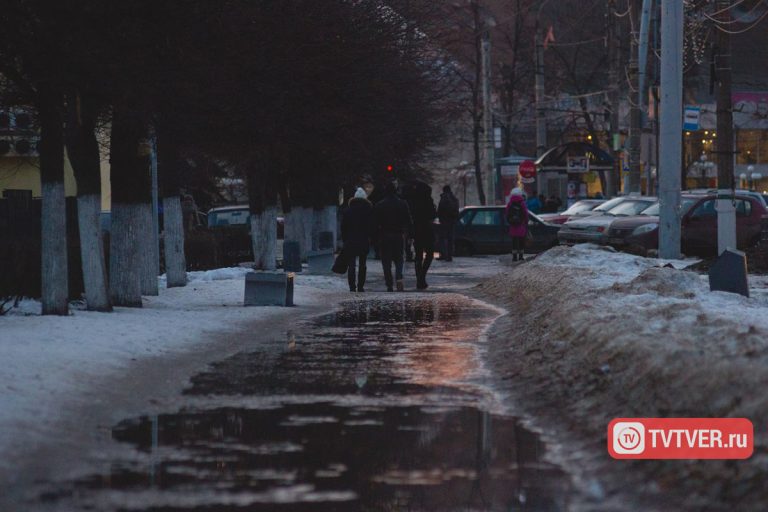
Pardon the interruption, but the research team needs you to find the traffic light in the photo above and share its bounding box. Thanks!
[386,164,393,173]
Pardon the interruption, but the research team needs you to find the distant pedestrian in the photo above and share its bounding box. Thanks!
[505,187,529,262]
[544,195,560,213]
[437,185,459,261]
[526,194,542,214]
[341,187,373,292]
[373,182,412,291]
[409,184,437,290]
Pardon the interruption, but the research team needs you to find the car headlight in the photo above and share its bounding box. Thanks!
[632,223,658,236]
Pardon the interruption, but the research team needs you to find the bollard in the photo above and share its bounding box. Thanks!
[244,271,294,306]
[709,248,749,297]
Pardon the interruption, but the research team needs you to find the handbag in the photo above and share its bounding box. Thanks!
[332,247,349,274]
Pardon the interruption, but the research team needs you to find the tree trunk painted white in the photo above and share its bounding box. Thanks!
[41,181,69,315]
[138,202,158,296]
[77,193,111,311]
[110,202,143,307]
[251,206,277,270]
[323,205,338,250]
[300,207,313,260]
[311,208,323,251]
[163,196,187,287]
[284,209,303,255]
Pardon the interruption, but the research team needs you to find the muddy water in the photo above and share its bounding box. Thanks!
[43,295,572,511]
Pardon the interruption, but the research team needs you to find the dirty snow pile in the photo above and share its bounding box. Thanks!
[481,244,768,509]
[0,268,347,469]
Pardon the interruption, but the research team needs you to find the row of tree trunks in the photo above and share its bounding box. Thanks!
[65,92,112,312]
[38,83,69,316]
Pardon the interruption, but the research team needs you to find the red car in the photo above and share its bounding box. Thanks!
[606,194,768,256]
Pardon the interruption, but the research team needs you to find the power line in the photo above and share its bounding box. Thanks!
[708,0,750,17]
[712,7,768,33]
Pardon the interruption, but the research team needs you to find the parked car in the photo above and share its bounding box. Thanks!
[557,197,657,245]
[606,194,767,256]
[207,205,285,238]
[538,199,606,224]
[454,206,560,255]
[687,188,768,208]
[205,205,285,266]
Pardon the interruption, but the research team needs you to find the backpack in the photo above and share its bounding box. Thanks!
[507,202,524,225]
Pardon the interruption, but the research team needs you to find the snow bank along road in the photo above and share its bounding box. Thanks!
[477,244,768,511]
[0,268,348,483]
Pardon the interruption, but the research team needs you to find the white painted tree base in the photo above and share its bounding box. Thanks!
[41,181,69,315]
[251,206,277,270]
[163,196,187,287]
[77,194,111,311]
[110,202,143,307]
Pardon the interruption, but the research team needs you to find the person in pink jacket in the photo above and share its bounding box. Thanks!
[505,188,529,261]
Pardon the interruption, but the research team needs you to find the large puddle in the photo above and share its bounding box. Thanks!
[41,295,572,511]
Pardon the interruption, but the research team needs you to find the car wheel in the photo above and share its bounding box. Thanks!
[455,240,473,256]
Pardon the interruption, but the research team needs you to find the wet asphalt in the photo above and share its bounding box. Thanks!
[26,259,574,511]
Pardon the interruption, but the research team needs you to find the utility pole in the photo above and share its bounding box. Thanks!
[715,0,737,254]
[637,0,654,193]
[628,0,642,195]
[658,0,683,259]
[481,21,496,204]
[607,0,619,197]
[150,136,160,279]
[534,20,547,197]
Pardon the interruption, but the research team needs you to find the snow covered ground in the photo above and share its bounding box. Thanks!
[480,244,768,510]
[0,267,348,472]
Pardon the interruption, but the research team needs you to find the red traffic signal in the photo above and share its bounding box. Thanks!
[386,164,393,172]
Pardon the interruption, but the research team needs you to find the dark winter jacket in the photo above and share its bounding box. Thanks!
[373,193,412,238]
[409,191,437,240]
[341,197,373,254]
[437,191,460,224]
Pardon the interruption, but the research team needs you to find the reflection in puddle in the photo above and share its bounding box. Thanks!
[44,296,572,511]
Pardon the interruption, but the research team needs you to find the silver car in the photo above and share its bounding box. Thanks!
[557,197,657,245]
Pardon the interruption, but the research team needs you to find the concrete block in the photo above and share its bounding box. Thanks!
[307,249,335,274]
[244,271,294,306]
[283,241,302,272]
[709,248,749,297]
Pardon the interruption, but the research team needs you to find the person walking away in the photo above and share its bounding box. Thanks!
[373,182,412,291]
[410,185,437,290]
[505,187,529,262]
[341,187,373,292]
[437,185,459,261]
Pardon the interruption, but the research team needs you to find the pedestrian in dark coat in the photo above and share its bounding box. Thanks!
[373,182,412,291]
[408,184,437,290]
[437,185,459,261]
[505,187,529,262]
[341,187,373,292]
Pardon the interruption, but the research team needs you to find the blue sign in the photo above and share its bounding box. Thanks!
[683,106,701,131]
